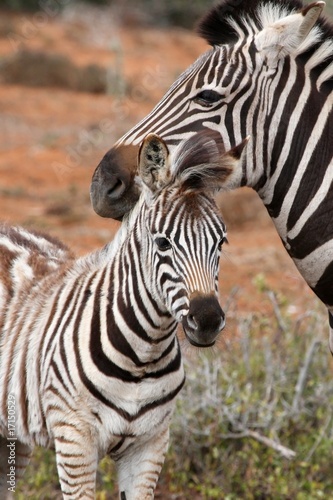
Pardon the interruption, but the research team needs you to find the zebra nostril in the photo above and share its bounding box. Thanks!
[187,314,198,330]
[106,178,125,199]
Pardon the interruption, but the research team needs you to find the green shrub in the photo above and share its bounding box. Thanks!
[166,296,333,498]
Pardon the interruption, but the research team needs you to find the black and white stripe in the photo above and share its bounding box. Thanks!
[94,0,333,350]
[0,132,240,499]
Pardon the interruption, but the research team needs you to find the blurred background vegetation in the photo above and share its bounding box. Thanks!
[2,0,331,96]
[1,0,332,27]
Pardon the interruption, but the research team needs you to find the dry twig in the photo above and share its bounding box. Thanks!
[220,429,296,459]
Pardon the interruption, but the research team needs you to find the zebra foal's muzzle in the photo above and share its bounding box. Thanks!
[182,294,225,347]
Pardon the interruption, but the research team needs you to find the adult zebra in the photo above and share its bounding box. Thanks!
[0,132,241,499]
[91,0,333,350]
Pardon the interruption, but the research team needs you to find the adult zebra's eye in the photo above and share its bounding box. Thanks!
[193,90,222,106]
[155,237,171,251]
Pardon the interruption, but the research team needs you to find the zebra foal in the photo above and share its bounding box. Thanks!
[0,132,245,499]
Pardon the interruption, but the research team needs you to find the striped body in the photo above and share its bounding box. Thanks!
[0,223,184,499]
[91,0,333,348]
[0,132,237,499]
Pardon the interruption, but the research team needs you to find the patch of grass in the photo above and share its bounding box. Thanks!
[16,447,60,500]
[166,296,333,498]
[14,290,333,498]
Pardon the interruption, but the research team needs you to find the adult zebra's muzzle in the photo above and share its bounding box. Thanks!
[182,294,225,348]
[90,144,140,220]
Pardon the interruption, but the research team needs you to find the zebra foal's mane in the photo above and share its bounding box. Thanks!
[171,131,246,192]
[198,0,333,85]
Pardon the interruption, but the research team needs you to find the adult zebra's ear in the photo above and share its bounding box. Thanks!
[255,1,325,67]
[138,134,171,193]
[206,136,250,191]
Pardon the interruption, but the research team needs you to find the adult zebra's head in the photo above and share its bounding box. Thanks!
[137,131,247,347]
[91,0,329,220]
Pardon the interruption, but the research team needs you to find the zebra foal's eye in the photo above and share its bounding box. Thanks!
[155,237,171,251]
[193,89,222,106]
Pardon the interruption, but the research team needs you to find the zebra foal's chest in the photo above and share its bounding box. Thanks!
[64,378,179,458]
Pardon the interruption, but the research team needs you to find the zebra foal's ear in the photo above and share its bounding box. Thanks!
[255,1,325,67]
[138,134,170,192]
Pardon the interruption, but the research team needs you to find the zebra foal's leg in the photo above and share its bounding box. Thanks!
[0,436,32,499]
[116,426,170,500]
[53,423,98,500]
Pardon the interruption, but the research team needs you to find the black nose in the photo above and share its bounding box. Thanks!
[90,146,139,220]
[182,294,225,347]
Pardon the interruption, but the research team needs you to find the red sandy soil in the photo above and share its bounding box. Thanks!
[0,6,318,334]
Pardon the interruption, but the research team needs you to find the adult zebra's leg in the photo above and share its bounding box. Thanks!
[116,425,170,500]
[329,312,333,356]
[0,437,32,499]
[53,423,98,500]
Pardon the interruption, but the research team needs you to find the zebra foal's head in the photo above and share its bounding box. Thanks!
[137,131,247,347]
[91,0,329,219]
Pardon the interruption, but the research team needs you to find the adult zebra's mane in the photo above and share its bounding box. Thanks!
[198,0,333,84]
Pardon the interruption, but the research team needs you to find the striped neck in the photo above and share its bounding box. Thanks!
[92,200,178,369]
